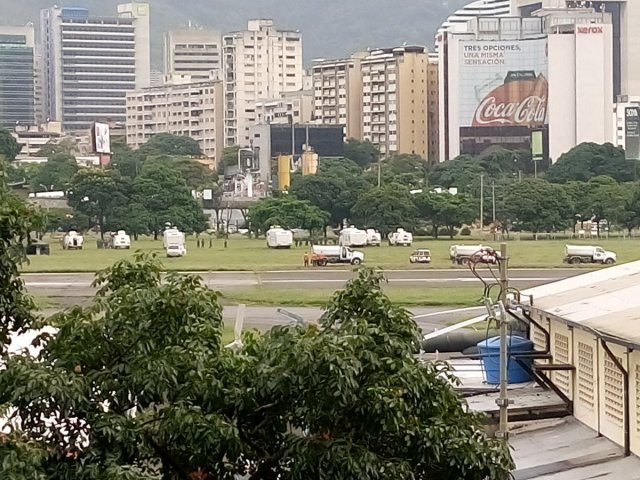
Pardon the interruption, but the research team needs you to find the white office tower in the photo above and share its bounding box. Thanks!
[511,0,640,100]
[436,0,511,47]
[223,20,303,147]
[440,8,614,162]
[40,3,150,132]
[164,26,222,82]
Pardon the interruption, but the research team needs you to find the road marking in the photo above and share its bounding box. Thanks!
[412,306,486,319]
[261,277,555,284]
[25,277,556,288]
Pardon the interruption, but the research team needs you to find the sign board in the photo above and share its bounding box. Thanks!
[531,130,544,161]
[92,122,111,154]
[625,106,640,161]
[458,38,548,155]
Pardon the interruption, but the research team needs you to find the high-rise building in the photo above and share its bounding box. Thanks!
[255,90,313,125]
[0,25,35,128]
[312,53,365,140]
[223,20,303,147]
[361,46,430,158]
[126,75,224,161]
[436,0,511,47]
[40,3,150,132]
[427,55,440,164]
[511,0,640,100]
[439,10,614,162]
[164,27,222,82]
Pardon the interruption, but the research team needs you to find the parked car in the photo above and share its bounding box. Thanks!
[409,249,431,264]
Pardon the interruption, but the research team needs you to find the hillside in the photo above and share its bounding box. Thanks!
[2,0,468,68]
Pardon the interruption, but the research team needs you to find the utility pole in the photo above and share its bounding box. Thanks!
[480,174,484,231]
[377,154,382,187]
[492,181,496,224]
[497,242,510,439]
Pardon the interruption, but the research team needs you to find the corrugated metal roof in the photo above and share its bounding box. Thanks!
[526,261,640,346]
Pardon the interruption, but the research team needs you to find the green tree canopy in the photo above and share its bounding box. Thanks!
[67,169,130,238]
[415,192,477,238]
[547,142,635,183]
[0,127,22,161]
[29,153,79,192]
[504,179,573,233]
[0,258,513,479]
[138,132,202,157]
[132,161,208,235]
[248,196,329,236]
[352,183,417,235]
[343,138,379,169]
[428,154,486,193]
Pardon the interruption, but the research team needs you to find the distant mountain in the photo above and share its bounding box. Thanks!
[2,0,468,68]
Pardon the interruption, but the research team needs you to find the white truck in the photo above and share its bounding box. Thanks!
[563,245,617,265]
[163,228,187,257]
[388,228,413,246]
[365,228,382,247]
[339,227,368,247]
[266,226,293,249]
[312,245,364,266]
[112,230,131,249]
[62,230,84,250]
[449,245,500,265]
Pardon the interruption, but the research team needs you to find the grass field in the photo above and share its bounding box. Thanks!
[221,285,483,307]
[22,234,640,273]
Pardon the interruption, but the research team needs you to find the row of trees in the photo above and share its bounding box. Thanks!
[4,125,639,238]
[247,142,640,238]
[0,129,213,237]
[0,177,513,478]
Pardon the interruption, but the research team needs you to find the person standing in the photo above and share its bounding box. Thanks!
[303,252,309,268]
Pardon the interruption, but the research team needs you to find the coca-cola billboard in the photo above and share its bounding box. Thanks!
[459,38,548,155]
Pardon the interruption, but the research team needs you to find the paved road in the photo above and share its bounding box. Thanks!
[23,268,584,298]
[222,305,487,334]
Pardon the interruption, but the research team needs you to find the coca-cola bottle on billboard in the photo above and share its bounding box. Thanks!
[472,70,548,127]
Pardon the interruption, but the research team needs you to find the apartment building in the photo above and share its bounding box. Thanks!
[255,90,313,125]
[40,3,150,132]
[223,20,303,147]
[164,26,221,82]
[126,75,223,161]
[311,53,365,140]
[0,25,35,128]
[427,55,439,163]
[361,46,430,157]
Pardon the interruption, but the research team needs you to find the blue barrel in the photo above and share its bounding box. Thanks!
[476,335,534,384]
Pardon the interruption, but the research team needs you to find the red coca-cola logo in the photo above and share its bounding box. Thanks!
[472,74,548,127]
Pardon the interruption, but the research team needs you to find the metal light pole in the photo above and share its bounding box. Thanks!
[480,174,484,231]
[497,242,510,439]
[492,181,496,224]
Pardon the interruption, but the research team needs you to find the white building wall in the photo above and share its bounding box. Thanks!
[572,328,600,433]
[547,34,576,161]
[597,342,627,448]
[621,1,640,98]
[574,25,614,147]
[223,20,303,147]
[629,350,640,456]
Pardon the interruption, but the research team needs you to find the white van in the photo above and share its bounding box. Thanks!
[113,230,131,249]
[163,228,186,257]
[266,226,293,249]
[63,230,84,250]
[388,228,413,246]
[339,227,368,247]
